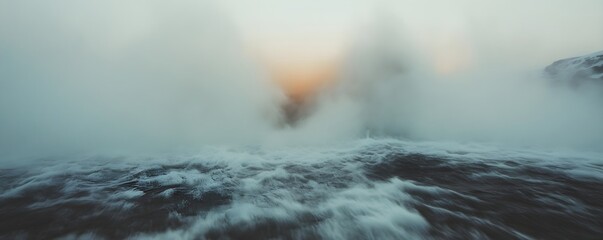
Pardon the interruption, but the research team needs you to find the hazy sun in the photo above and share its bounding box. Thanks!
[247,35,349,102]
[268,59,340,102]
[222,0,370,102]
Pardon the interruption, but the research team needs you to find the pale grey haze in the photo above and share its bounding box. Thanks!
[1,1,603,239]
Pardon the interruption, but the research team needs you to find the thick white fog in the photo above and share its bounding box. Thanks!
[1,0,603,155]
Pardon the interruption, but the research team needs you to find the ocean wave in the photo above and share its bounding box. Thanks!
[1,139,602,239]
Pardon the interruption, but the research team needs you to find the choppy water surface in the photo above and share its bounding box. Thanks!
[1,139,602,239]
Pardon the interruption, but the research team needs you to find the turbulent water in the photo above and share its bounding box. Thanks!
[1,139,602,240]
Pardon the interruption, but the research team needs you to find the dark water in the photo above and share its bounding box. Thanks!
[368,153,603,239]
[1,140,602,239]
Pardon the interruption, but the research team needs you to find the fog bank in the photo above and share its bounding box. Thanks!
[1,0,603,155]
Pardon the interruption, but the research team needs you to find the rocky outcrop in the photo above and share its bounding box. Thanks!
[545,51,603,84]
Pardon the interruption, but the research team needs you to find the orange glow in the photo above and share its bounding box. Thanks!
[248,39,346,102]
[268,60,340,102]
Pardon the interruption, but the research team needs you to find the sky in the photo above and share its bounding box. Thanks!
[221,0,603,69]
[1,0,602,154]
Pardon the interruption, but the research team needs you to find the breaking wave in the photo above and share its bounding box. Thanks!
[1,138,602,239]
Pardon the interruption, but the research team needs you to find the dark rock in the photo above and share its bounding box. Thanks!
[545,51,603,85]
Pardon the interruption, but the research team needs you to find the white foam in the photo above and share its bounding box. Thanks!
[2,138,602,239]
[111,189,144,199]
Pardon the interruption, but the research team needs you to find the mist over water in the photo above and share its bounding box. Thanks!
[1,0,603,154]
[1,1,603,239]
